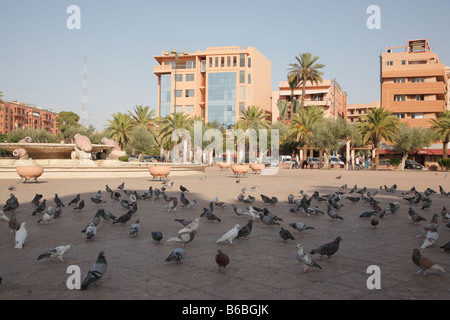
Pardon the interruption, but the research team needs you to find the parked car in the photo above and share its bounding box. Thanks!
[142,155,156,162]
[261,157,279,167]
[378,159,391,166]
[280,155,292,163]
[330,156,345,165]
[405,159,423,169]
[307,157,320,165]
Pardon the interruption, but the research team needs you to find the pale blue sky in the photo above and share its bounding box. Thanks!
[1,0,449,130]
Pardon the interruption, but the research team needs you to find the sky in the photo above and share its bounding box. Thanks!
[1,0,449,131]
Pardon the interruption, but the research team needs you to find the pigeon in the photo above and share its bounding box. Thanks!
[165,248,186,264]
[261,194,277,205]
[163,181,174,189]
[289,222,315,233]
[296,243,322,274]
[141,187,153,200]
[388,202,400,214]
[161,197,177,212]
[420,226,438,249]
[327,205,343,221]
[246,206,262,220]
[360,210,376,218]
[8,185,16,191]
[82,211,102,232]
[0,210,9,222]
[117,182,125,190]
[200,207,222,223]
[216,224,240,246]
[424,188,437,196]
[232,204,247,217]
[349,185,358,194]
[306,206,324,216]
[215,202,228,208]
[15,222,27,249]
[8,212,19,233]
[37,206,54,224]
[31,193,43,206]
[32,199,46,216]
[151,231,163,244]
[180,185,189,192]
[129,219,140,237]
[174,218,192,227]
[120,199,132,209]
[236,179,240,184]
[4,194,19,213]
[80,251,107,290]
[243,195,256,204]
[199,176,206,180]
[215,250,230,272]
[237,193,245,202]
[68,194,80,206]
[370,217,379,229]
[209,196,219,204]
[384,184,397,193]
[259,212,280,227]
[441,206,450,220]
[178,217,200,234]
[409,207,426,223]
[421,199,432,210]
[53,205,63,219]
[105,185,113,193]
[412,248,445,276]
[110,191,121,201]
[310,236,342,260]
[54,194,65,207]
[279,227,295,242]
[439,185,448,196]
[98,209,116,221]
[38,245,72,262]
[129,202,138,214]
[288,194,295,204]
[167,231,196,247]
[73,199,85,211]
[91,197,106,204]
[112,210,133,225]
[180,193,190,207]
[85,222,97,241]
[440,241,450,252]
[236,220,253,239]
[346,196,360,204]
[336,174,342,179]
[262,208,283,222]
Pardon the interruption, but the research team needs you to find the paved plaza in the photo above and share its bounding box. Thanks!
[0,166,449,301]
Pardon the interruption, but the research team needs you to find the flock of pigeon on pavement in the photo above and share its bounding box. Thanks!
[1,172,450,290]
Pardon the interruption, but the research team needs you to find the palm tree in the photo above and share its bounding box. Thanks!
[128,105,156,129]
[358,107,399,169]
[276,100,289,122]
[287,52,325,114]
[288,105,324,159]
[429,111,450,159]
[235,105,270,131]
[105,112,133,149]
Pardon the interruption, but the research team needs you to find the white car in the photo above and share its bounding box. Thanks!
[280,155,292,163]
[330,156,344,165]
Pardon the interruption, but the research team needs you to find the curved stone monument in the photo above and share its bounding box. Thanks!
[101,137,127,160]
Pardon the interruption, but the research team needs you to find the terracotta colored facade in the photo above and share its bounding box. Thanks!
[0,101,59,135]
[346,101,380,122]
[153,46,272,127]
[274,79,347,120]
[381,39,449,128]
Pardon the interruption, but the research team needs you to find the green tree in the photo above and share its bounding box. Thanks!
[311,119,342,169]
[276,100,289,122]
[128,105,156,129]
[56,111,80,136]
[7,128,59,143]
[129,125,155,161]
[235,105,270,131]
[358,107,400,169]
[429,111,450,159]
[288,105,324,154]
[287,52,325,114]
[105,112,133,149]
[393,124,436,170]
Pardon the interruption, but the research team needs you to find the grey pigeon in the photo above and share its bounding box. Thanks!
[440,241,450,252]
[68,194,80,206]
[32,199,46,216]
[129,219,140,237]
[232,204,247,217]
[327,205,343,221]
[4,194,19,213]
[279,227,295,242]
[259,212,280,227]
[112,210,133,225]
[174,218,192,227]
[165,248,186,264]
[310,236,342,260]
[98,209,116,221]
[82,210,101,233]
[81,251,107,290]
[439,185,448,196]
[151,231,163,243]
[54,194,65,207]
[31,193,43,206]
[441,206,450,220]
[38,245,72,262]
[200,207,221,223]
[53,205,63,219]
[236,220,253,239]
[297,243,322,274]
[289,222,315,233]
[73,199,85,211]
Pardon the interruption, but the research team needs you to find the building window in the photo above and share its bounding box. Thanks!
[208,72,236,126]
[227,56,231,67]
[221,57,225,67]
[415,94,425,101]
[215,57,219,68]
[209,57,213,68]
[239,70,245,84]
[386,61,393,66]
[312,94,323,101]
[185,105,194,113]
[401,60,406,65]
[175,74,183,82]
[239,102,245,116]
[411,113,424,119]
[394,78,406,83]
[175,105,183,113]
[186,60,196,69]
[248,57,252,68]
[247,74,251,84]
[233,56,237,67]
[247,89,251,101]
[160,74,171,117]
[394,95,406,101]
[185,89,194,98]
[411,77,425,83]
[239,54,245,67]
[239,86,245,100]
[186,74,194,82]
[393,113,405,118]
[175,90,182,98]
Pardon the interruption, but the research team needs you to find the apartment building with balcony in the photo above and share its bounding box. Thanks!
[273,79,347,121]
[153,46,272,127]
[381,39,449,128]
[346,101,380,122]
[0,100,59,135]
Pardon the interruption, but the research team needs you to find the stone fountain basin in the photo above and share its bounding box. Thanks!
[0,143,115,159]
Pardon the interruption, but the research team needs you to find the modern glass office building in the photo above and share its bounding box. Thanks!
[207,72,236,126]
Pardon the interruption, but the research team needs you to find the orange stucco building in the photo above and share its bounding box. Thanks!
[381,39,449,128]
[346,101,380,123]
[274,79,347,121]
[0,100,59,135]
[153,46,272,127]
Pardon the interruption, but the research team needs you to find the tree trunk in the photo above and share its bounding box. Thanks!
[400,152,408,171]
[374,139,380,170]
[323,150,330,169]
[443,138,449,159]
[301,82,306,110]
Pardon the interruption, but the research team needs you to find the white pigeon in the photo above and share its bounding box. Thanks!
[178,217,200,234]
[37,206,54,224]
[296,243,322,274]
[0,210,10,222]
[216,224,240,246]
[130,219,140,237]
[187,199,197,208]
[85,222,97,241]
[246,206,261,220]
[38,245,72,262]
[209,197,219,204]
[15,222,27,249]
[420,228,438,249]
[250,185,259,191]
